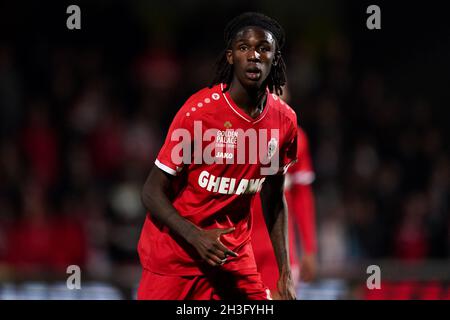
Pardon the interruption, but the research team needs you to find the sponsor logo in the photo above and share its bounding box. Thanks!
[267,137,278,160]
[198,170,265,195]
[215,151,233,159]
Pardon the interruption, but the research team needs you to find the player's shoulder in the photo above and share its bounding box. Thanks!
[182,84,223,110]
[177,84,223,118]
[269,93,298,128]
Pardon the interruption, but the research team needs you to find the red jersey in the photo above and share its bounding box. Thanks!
[138,83,298,276]
[252,126,317,290]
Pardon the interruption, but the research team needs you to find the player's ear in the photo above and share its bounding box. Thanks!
[272,50,281,66]
[226,49,233,65]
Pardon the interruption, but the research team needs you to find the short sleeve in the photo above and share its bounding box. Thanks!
[155,107,193,176]
[279,122,298,175]
[286,126,315,186]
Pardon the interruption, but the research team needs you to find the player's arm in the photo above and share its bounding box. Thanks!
[141,166,237,267]
[260,173,296,300]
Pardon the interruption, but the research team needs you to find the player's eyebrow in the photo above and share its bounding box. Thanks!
[234,38,273,45]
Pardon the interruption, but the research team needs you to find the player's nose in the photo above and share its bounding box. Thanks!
[247,48,260,61]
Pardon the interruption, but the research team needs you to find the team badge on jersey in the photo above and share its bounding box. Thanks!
[267,137,278,160]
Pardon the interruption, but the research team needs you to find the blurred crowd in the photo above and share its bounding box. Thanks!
[0,2,448,290]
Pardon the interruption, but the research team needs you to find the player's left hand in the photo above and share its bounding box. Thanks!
[277,270,297,300]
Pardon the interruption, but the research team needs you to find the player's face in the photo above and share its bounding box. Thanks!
[226,27,278,90]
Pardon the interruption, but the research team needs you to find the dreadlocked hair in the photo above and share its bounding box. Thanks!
[209,12,287,96]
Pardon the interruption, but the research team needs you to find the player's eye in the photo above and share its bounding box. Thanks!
[259,46,270,53]
[239,45,248,51]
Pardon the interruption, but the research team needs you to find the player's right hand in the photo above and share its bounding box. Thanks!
[187,227,239,267]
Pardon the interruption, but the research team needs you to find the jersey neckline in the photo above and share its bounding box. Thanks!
[220,83,271,124]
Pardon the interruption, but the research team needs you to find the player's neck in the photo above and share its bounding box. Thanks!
[227,80,267,119]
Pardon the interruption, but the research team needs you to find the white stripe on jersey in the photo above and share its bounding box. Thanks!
[155,159,178,176]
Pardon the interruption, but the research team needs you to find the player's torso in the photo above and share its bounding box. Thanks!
[171,84,294,226]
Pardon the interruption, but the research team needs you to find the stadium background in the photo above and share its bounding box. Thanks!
[0,0,449,299]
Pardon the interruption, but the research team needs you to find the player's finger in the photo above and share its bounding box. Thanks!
[216,241,238,257]
[210,248,227,260]
[218,227,235,235]
[205,257,219,267]
[206,254,225,266]
[207,247,227,260]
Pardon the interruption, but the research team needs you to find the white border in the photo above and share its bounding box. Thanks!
[155,159,178,176]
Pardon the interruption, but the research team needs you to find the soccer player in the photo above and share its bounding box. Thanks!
[252,125,317,298]
[137,12,298,300]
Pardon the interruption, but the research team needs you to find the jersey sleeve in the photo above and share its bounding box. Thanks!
[155,105,194,176]
[287,127,315,184]
[278,121,298,175]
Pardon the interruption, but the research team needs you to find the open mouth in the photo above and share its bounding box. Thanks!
[245,68,261,80]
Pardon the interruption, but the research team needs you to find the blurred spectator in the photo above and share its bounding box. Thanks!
[87,107,126,181]
[20,102,59,187]
[0,45,22,136]
[393,193,430,261]
[4,182,87,276]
